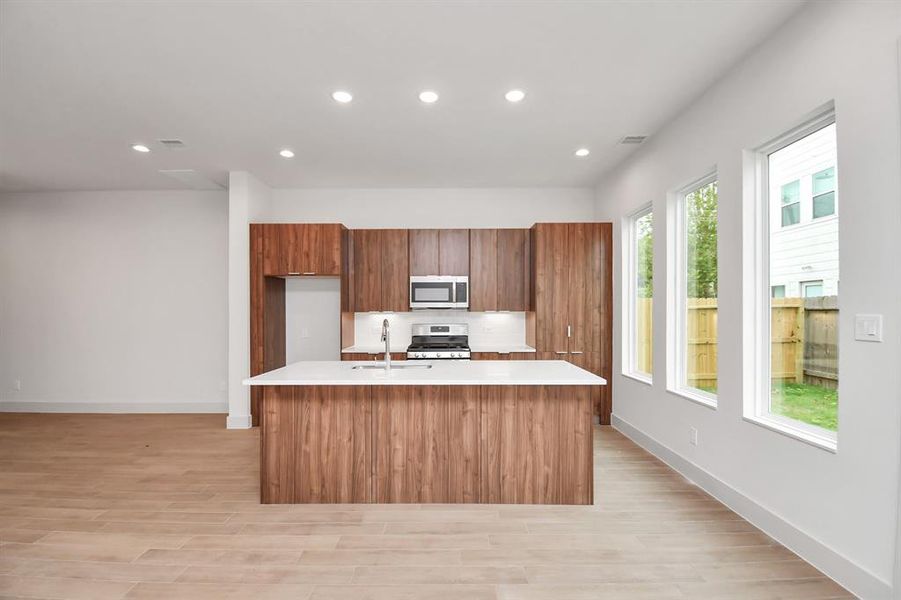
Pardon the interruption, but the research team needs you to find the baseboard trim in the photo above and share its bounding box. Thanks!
[226,414,252,429]
[612,414,892,600]
[0,399,227,414]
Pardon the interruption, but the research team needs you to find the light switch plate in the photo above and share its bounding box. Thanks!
[854,314,883,342]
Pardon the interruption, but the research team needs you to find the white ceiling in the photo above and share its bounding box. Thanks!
[0,1,805,192]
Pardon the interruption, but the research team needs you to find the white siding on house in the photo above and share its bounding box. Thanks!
[769,123,839,297]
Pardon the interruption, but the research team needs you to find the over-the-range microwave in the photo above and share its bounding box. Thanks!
[409,276,469,309]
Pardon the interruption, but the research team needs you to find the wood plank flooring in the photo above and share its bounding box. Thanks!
[0,414,854,599]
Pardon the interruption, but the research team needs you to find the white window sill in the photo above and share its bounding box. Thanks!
[667,386,717,410]
[743,414,837,453]
[622,372,653,386]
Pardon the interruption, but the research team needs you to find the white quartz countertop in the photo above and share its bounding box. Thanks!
[244,360,606,386]
[341,345,536,354]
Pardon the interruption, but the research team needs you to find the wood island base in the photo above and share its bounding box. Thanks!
[259,384,594,505]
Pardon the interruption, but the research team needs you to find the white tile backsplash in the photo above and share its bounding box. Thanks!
[351,311,527,352]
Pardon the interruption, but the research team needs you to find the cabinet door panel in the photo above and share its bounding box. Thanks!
[262,224,289,276]
[409,229,440,276]
[497,228,530,311]
[439,229,470,276]
[469,229,497,312]
[372,386,449,503]
[352,230,382,312]
[308,224,342,275]
[568,223,603,353]
[566,351,604,420]
[532,224,569,352]
[380,229,409,312]
[471,352,499,360]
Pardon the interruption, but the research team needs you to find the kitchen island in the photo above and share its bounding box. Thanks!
[244,360,606,505]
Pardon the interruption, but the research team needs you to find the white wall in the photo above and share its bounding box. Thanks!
[0,190,227,412]
[267,187,595,227]
[594,2,900,598]
[285,278,341,362]
[226,172,271,428]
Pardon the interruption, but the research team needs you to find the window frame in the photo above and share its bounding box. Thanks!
[667,171,718,409]
[743,105,838,452]
[811,166,837,220]
[801,280,825,298]
[780,179,801,227]
[623,203,654,385]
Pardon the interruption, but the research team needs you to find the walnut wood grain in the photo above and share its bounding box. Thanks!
[408,229,440,276]
[260,383,593,505]
[532,223,569,353]
[497,228,530,311]
[480,385,593,505]
[469,229,497,312]
[439,229,470,276]
[351,229,382,312]
[471,352,536,360]
[260,385,370,504]
[380,229,409,312]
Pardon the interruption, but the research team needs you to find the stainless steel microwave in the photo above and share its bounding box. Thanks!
[409,276,469,309]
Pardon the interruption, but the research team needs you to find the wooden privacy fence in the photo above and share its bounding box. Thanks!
[635,297,838,389]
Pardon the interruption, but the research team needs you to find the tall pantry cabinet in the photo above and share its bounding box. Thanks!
[531,222,613,423]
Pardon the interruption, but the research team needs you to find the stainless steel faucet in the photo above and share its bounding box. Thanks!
[380,319,391,370]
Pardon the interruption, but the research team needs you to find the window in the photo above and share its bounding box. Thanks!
[746,109,839,450]
[625,206,653,381]
[801,280,824,298]
[812,167,836,218]
[668,175,718,405]
[781,180,800,226]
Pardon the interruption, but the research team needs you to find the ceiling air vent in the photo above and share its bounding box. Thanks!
[620,135,647,145]
[158,139,186,149]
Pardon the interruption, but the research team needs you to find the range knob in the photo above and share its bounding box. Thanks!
[451,352,458,358]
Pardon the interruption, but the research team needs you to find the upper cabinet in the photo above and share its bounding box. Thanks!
[409,229,470,276]
[497,228,530,311]
[261,224,342,276]
[470,228,530,312]
[351,229,409,312]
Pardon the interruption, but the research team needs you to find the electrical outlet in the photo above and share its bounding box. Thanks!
[689,427,698,446]
[13,379,21,392]
[300,328,310,339]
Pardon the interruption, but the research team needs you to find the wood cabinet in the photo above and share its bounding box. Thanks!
[372,385,479,503]
[471,352,535,360]
[262,224,342,276]
[341,353,406,362]
[469,228,530,312]
[409,229,470,276]
[260,385,371,503]
[251,223,348,426]
[351,229,409,312]
[532,222,613,423]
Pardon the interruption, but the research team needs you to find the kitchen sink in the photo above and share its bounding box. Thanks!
[352,363,432,370]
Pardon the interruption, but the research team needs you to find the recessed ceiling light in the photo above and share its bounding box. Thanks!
[279,149,295,158]
[419,90,439,104]
[574,148,590,157]
[505,89,526,103]
[131,144,150,153]
[331,90,353,103]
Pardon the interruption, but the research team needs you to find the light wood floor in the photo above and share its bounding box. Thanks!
[0,414,853,599]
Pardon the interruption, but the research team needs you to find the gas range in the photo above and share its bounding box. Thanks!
[406,323,471,360]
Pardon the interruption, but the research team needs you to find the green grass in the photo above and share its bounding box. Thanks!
[771,383,838,431]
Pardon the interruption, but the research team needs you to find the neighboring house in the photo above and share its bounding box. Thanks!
[768,123,839,299]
